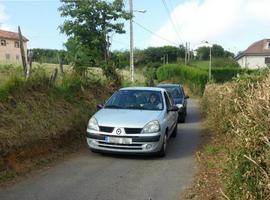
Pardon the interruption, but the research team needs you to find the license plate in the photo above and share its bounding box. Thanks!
[105,137,132,144]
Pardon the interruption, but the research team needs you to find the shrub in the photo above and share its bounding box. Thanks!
[156,64,208,95]
[145,67,156,86]
[212,58,240,68]
[202,71,270,199]
[156,63,258,95]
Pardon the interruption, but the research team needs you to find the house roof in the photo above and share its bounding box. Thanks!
[0,29,29,42]
[236,39,270,60]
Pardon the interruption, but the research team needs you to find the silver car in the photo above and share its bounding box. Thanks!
[86,87,178,157]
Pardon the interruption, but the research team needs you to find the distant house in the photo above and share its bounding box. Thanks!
[0,29,28,63]
[236,39,270,69]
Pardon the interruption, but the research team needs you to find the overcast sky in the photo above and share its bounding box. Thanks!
[0,0,269,53]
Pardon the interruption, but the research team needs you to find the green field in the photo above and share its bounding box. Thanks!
[0,63,145,86]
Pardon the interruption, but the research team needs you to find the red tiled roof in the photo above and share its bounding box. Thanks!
[0,29,29,42]
[236,39,270,59]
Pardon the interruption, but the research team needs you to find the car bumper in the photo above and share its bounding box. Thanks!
[86,132,163,154]
[178,107,185,115]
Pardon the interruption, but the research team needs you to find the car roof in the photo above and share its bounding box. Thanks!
[120,87,166,92]
[157,84,182,87]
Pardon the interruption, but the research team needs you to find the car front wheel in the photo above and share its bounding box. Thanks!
[171,124,178,138]
[157,134,167,157]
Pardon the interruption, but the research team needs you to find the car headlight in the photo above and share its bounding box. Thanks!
[142,120,160,133]
[87,117,99,131]
[176,104,183,109]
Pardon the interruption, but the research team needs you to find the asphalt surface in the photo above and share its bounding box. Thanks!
[0,99,201,200]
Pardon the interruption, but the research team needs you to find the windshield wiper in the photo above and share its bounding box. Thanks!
[104,105,123,109]
[125,105,146,110]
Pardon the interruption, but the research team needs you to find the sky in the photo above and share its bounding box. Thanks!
[0,0,269,54]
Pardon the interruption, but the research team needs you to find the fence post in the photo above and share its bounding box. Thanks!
[18,26,27,78]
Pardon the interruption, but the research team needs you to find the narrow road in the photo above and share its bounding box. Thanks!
[0,99,201,200]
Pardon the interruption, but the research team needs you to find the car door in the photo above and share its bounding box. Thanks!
[167,92,178,125]
[180,86,187,110]
[164,91,175,134]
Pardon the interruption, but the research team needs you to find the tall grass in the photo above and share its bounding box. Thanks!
[0,66,113,159]
[202,70,270,199]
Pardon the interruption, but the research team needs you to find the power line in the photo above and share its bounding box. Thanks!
[133,20,178,46]
[161,0,182,45]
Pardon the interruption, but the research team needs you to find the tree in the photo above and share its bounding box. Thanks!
[196,46,210,60]
[211,44,224,57]
[30,48,68,64]
[111,50,129,69]
[196,44,234,60]
[58,0,130,74]
[134,45,185,66]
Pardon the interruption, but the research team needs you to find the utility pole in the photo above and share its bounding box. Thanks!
[185,42,187,66]
[129,0,134,83]
[188,42,190,63]
[166,54,168,64]
[209,46,212,80]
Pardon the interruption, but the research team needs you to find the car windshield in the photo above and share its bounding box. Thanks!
[159,86,183,98]
[104,90,164,111]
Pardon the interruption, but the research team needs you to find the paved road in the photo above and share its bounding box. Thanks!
[0,99,201,200]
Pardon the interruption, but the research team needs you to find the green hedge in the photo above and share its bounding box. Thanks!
[156,64,256,95]
[156,64,208,95]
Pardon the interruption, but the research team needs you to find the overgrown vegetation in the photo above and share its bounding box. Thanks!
[201,70,270,199]
[30,48,68,64]
[156,64,255,95]
[157,64,208,95]
[0,66,115,180]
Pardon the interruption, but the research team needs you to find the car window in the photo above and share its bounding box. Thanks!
[105,90,164,111]
[167,92,175,105]
[159,86,183,98]
[180,86,186,97]
[164,92,172,108]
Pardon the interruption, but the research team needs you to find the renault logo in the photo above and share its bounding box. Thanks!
[116,128,122,135]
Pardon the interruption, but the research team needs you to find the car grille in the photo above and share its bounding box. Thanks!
[124,128,142,134]
[99,127,142,134]
[97,141,143,150]
[99,126,114,133]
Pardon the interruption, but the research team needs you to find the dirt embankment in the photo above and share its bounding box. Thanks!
[0,78,115,183]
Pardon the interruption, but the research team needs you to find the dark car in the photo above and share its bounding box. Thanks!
[157,84,189,123]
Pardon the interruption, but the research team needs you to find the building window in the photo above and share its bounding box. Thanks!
[16,55,20,60]
[15,41,20,48]
[1,39,6,46]
[265,57,270,64]
[5,53,10,60]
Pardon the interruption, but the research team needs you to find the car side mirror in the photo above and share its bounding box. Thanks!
[185,95,189,99]
[97,104,104,109]
[168,105,179,112]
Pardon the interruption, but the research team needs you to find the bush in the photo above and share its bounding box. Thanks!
[202,71,270,199]
[212,58,240,68]
[156,64,208,95]
[156,64,258,95]
[145,67,156,86]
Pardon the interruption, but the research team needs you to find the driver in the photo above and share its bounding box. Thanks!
[148,93,162,109]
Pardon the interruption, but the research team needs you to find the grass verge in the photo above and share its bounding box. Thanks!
[0,67,115,184]
[185,70,270,199]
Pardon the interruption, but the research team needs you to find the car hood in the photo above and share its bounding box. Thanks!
[94,108,163,128]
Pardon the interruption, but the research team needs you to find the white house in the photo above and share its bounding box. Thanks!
[236,39,270,69]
